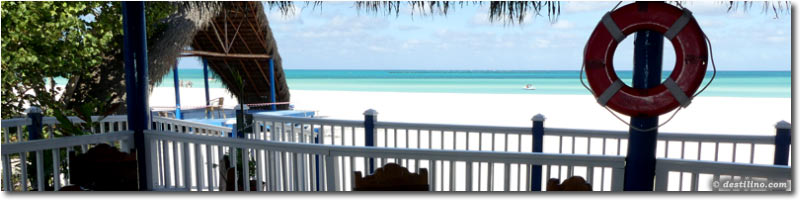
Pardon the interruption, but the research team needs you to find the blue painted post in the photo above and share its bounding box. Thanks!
[26,106,43,190]
[203,58,211,118]
[623,30,663,191]
[531,114,545,191]
[364,109,378,174]
[122,2,138,135]
[774,121,791,165]
[268,58,277,111]
[26,106,43,140]
[122,1,151,191]
[234,105,248,138]
[132,3,150,131]
[173,65,182,119]
[314,133,320,191]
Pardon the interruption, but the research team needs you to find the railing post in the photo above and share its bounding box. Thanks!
[26,106,43,140]
[315,132,321,191]
[26,106,43,191]
[234,105,249,138]
[531,114,544,191]
[364,109,378,174]
[774,121,791,165]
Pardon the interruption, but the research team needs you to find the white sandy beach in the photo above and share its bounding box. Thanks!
[151,87,791,136]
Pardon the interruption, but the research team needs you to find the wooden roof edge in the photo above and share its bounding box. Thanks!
[180,50,272,59]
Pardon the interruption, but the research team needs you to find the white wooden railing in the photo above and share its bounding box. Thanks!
[252,114,788,164]
[0,114,231,191]
[151,116,231,137]
[1,112,791,192]
[655,158,792,191]
[1,132,134,191]
[144,130,626,191]
[252,112,791,190]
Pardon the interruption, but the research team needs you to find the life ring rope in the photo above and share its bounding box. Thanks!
[579,2,718,132]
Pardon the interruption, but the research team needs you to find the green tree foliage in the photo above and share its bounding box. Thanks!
[1,1,173,119]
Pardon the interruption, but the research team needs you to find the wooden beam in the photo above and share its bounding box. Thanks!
[200,31,265,98]
[244,14,269,51]
[226,15,272,89]
[180,50,271,59]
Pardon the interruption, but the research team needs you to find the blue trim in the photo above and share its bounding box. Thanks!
[122,2,138,135]
[27,112,43,140]
[203,58,210,118]
[531,119,544,191]
[364,114,376,174]
[623,30,663,191]
[774,127,791,165]
[123,1,150,191]
[315,135,320,191]
[173,65,182,119]
[268,58,277,111]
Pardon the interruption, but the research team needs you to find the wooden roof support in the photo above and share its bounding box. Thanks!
[226,16,272,87]
[180,50,272,59]
[244,14,269,50]
[199,31,265,98]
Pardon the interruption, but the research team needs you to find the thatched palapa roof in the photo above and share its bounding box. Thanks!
[148,1,289,110]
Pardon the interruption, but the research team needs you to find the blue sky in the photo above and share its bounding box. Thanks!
[178,1,791,71]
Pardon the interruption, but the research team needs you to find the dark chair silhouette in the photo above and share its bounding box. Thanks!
[546,176,593,191]
[353,163,429,191]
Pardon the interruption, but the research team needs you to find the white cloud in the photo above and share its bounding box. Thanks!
[562,1,618,14]
[470,13,492,25]
[765,36,787,43]
[551,20,574,29]
[396,25,422,31]
[532,38,552,48]
[267,4,304,24]
[368,45,392,52]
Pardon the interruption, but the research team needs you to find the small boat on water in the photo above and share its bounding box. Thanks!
[523,84,536,90]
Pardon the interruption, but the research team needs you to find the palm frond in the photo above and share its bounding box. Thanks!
[265,1,790,25]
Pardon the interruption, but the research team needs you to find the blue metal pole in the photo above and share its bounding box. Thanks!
[363,109,377,174]
[203,58,211,118]
[122,2,138,137]
[123,1,151,191]
[173,65,182,119]
[623,30,663,191]
[133,3,149,129]
[314,134,320,191]
[26,106,43,190]
[531,114,544,191]
[773,121,791,165]
[268,58,277,111]
[27,107,43,140]
[235,105,247,138]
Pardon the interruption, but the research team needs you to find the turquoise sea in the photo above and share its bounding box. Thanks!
[148,69,790,98]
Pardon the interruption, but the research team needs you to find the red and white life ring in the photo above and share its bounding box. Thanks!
[584,2,708,117]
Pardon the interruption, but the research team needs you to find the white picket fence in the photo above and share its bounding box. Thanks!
[0,113,792,191]
[145,130,626,191]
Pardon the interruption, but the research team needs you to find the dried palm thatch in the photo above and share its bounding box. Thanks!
[148,1,290,109]
[269,1,790,25]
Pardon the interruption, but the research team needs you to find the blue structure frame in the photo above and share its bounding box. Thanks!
[122,1,151,191]
[203,58,211,117]
[531,114,545,191]
[268,58,277,111]
[173,64,182,119]
[623,30,663,191]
